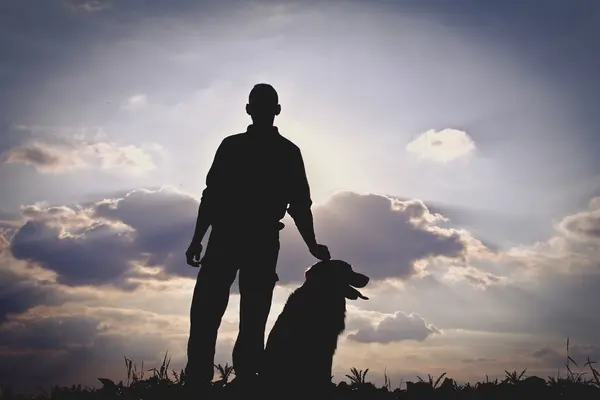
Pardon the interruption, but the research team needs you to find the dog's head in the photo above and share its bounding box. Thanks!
[304,259,370,300]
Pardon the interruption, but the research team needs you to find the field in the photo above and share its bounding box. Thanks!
[2,346,600,399]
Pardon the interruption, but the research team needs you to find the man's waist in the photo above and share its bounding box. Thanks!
[211,217,285,231]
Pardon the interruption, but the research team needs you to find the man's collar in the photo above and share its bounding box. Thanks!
[246,124,279,135]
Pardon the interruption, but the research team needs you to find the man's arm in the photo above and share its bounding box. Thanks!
[190,139,229,245]
[287,147,330,261]
[287,147,319,250]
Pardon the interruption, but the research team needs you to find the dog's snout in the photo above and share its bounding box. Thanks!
[349,271,369,288]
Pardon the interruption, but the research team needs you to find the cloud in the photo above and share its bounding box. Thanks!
[0,313,172,392]
[92,187,199,277]
[7,187,200,289]
[530,343,600,370]
[121,94,148,111]
[557,196,600,242]
[10,217,140,289]
[67,1,112,12]
[1,144,69,172]
[0,268,68,323]
[462,358,496,363]
[0,231,76,322]
[443,265,503,289]
[1,126,159,174]
[0,278,235,393]
[348,311,441,344]
[360,194,600,345]
[405,129,476,163]
[6,188,491,291]
[277,191,492,284]
[2,191,600,391]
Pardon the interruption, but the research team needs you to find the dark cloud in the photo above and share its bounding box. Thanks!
[0,268,68,323]
[10,219,140,289]
[2,143,65,171]
[530,343,600,370]
[93,187,199,277]
[558,197,600,241]
[532,346,559,359]
[0,314,171,393]
[6,188,599,349]
[7,187,201,290]
[461,358,496,363]
[277,192,473,284]
[0,227,71,322]
[7,188,479,291]
[347,311,440,344]
[0,315,101,350]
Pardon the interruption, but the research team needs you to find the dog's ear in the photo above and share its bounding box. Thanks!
[305,261,328,281]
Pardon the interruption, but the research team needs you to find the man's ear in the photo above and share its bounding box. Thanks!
[245,103,252,116]
[275,104,281,116]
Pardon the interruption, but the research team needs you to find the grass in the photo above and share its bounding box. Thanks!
[1,338,599,399]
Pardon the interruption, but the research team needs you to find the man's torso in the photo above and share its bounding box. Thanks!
[210,126,299,232]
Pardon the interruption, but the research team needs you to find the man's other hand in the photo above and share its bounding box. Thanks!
[309,243,331,261]
[186,241,203,267]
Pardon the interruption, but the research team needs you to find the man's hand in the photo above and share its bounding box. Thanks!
[186,241,203,268]
[309,243,331,261]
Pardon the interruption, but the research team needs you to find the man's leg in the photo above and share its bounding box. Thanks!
[185,257,237,392]
[232,239,280,382]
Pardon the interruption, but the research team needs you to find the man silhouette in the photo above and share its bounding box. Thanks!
[184,83,331,396]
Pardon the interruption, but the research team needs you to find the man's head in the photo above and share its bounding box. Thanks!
[246,83,281,126]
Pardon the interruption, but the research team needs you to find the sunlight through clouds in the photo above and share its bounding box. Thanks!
[1,0,600,394]
[406,129,476,163]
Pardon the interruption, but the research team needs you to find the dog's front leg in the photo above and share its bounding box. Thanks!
[309,348,335,393]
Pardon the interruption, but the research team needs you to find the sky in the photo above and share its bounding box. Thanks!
[1,0,600,393]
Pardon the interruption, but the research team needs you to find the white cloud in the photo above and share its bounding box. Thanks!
[348,311,441,344]
[2,141,87,173]
[1,127,159,175]
[406,128,476,163]
[120,94,148,111]
[557,196,600,242]
[67,0,111,12]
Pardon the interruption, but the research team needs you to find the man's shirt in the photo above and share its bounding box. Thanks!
[200,125,313,232]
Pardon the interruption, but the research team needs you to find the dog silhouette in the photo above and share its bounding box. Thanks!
[261,259,369,396]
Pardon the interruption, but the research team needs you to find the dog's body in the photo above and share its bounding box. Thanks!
[261,260,369,394]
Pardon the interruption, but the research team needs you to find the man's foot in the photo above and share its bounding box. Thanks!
[225,374,260,394]
[184,381,212,399]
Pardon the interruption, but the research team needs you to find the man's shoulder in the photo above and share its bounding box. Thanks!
[219,133,247,149]
[222,132,246,143]
[220,130,301,154]
[276,133,301,153]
